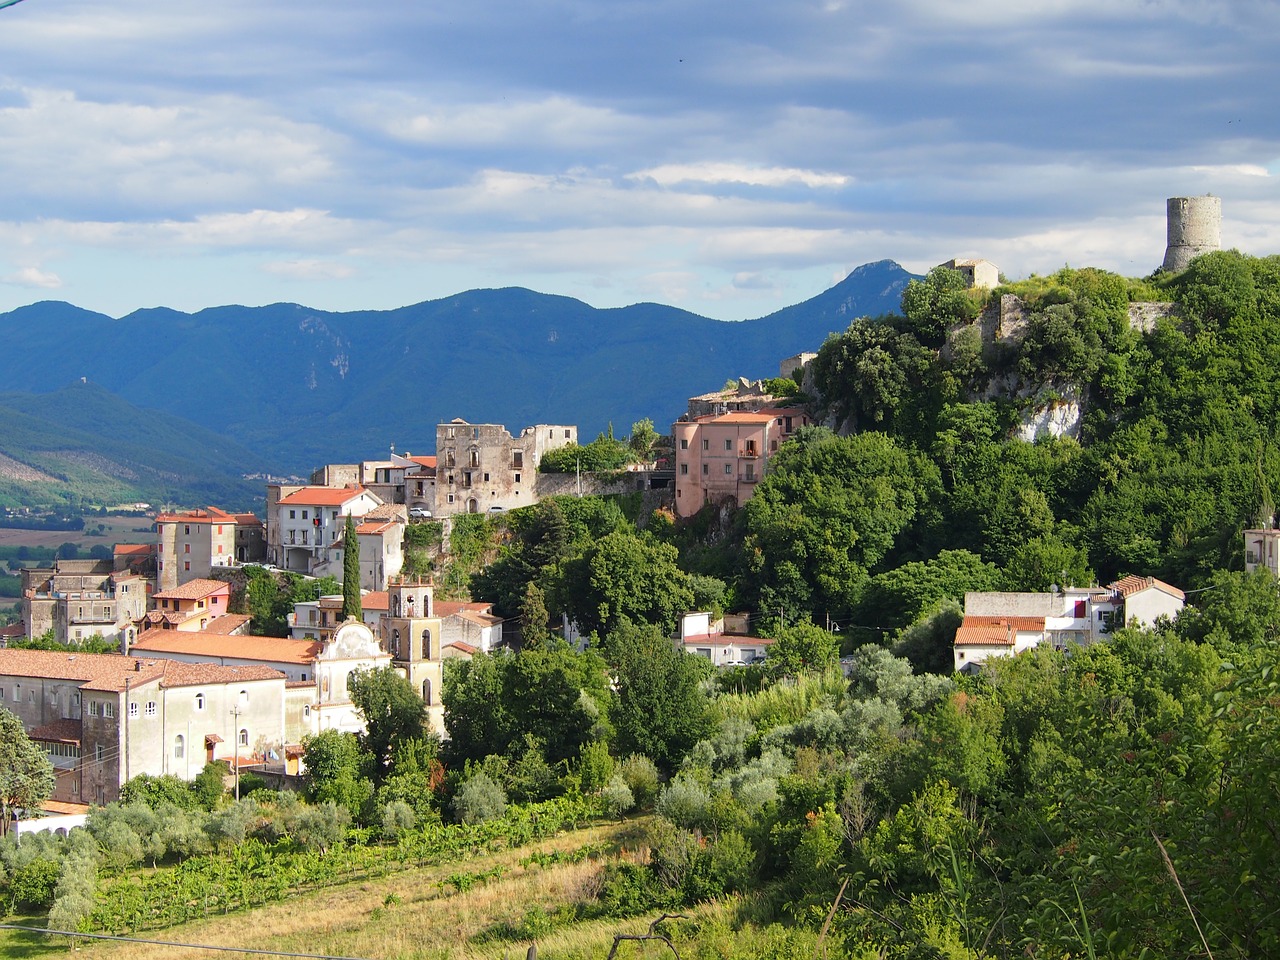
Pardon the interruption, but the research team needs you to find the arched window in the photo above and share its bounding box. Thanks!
[422,678,432,704]
[392,628,401,658]
[392,595,400,617]
[195,693,205,711]
[174,734,185,758]
[238,728,249,747]
[421,628,432,659]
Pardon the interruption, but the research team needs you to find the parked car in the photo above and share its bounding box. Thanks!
[408,507,433,519]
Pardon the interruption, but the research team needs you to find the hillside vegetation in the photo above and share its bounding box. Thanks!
[0,382,263,511]
[5,252,1280,959]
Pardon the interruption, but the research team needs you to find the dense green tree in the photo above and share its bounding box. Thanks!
[301,730,373,820]
[899,264,981,345]
[744,428,940,625]
[349,666,427,781]
[765,623,841,677]
[549,529,694,637]
[854,549,999,633]
[0,707,54,836]
[341,514,362,621]
[601,621,712,773]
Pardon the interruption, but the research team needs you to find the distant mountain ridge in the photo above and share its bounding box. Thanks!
[0,260,916,501]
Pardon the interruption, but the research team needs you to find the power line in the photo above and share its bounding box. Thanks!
[0,0,32,9]
[0,924,372,960]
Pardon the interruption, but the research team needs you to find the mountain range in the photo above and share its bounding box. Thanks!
[0,259,917,509]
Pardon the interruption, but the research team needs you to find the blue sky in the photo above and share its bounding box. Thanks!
[0,0,1275,320]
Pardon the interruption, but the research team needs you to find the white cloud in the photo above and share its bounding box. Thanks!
[1,265,62,289]
[627,163,850,189]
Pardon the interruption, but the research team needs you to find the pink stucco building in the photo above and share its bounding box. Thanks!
[671,407,810,517]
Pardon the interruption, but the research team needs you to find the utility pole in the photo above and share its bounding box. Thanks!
[123,674,131,784]
[230,703,242,800]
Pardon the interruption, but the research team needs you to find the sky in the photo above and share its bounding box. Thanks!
[0,0,1276,321]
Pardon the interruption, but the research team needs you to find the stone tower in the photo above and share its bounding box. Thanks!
[1162,195,1221,273]
[383,576,445,735]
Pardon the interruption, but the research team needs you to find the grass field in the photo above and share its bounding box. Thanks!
[0,515,153,552]
[0,819,761,960]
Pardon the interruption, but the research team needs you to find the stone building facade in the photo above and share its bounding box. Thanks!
[21,560,148,644]
[154,506,264,592]
[1162,195,1221,273]
[433,420,577,516]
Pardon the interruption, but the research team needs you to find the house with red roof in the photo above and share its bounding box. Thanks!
[435,600,505,653]
[127,619,391,740]
[266,484,383,575]
[953,576,1185,672]
[332,516,405,590]
[0,648,288,805]
[154,506,265,591]
[136,579,233,634]
[671,406,811,517]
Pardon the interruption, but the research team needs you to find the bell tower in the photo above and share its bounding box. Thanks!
[384,576,445,735]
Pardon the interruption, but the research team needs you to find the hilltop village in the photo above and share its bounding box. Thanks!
[3,199,1280,958]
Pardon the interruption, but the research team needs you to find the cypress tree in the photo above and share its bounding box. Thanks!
[341,514,362,621]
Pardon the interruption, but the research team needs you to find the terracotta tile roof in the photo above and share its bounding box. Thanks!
[0,649,282,692]
[201,614,252,635]
[114,543,153,556]
[0,621,25,638]
[407,455,437,468]
[954,615,1046,646]
[40,800,91,815]
[159,661,285,687]
[130,630,323,666]
[362,591,389,611]
[153,579,229,601]
[456,610,503,627]
[154,506,249,525]
[355,520,400,536]
[1107,575,1185,602]
[29,718,83,743]
[435,601,494,617]
[446,641,478,655]
[362,503,407,522]
[285,680,314,689]
[277,486,370,506]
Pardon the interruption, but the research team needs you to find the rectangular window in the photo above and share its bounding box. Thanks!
[702,464,709,475]
[88,700,99,717]
[302,510,309,520]
[725,439,732,451]
[483,472,490,482]
[512,451,523,469]
[128,702,139,719]
[184,525,191,535]
[515,473,521,483]
[680,438,688,449]
[145,701,156,718]
[102,701,115,718]
[702,439,709,450]
[289,510,296,519]
[184,561,191,572]
[724,463,732,474]
[95,744,104,761]
[184,544,190,553]
[680,464,688,475]
[564,429,571,438]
